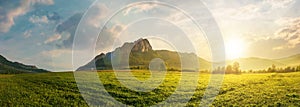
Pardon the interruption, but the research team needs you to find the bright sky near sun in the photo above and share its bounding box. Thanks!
[1,0,300,71]
[225,37,245,59]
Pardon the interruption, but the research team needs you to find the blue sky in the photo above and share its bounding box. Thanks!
[1,0,300,71]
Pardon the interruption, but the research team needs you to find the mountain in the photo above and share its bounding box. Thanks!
[274,54,300,67]
[0,55,48,74]
[77,38,300,72]
[226,54,300,71]
[77,38,211,71]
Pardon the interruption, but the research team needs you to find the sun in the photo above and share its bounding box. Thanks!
[225,37,245,59]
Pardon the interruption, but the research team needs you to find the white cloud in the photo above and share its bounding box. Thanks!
[275,17,293,25]
[274,17,300,49]
[210,0,295,21]
[33,0,54,5]
[44,33,62,44]
[264,0,295,9]
[232,4,262,20]
[165,12,190,25]
[110,24,125,34]
[123,2,158,15]
[23,30,32,38]
[210,5,262,20]
[0,0,54,33]
[29,15,49,23]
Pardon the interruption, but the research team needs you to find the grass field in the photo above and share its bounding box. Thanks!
[0,71,299,106]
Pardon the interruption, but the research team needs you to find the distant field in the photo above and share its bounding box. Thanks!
[0,71,299,106]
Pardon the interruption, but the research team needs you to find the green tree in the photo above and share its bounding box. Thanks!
[272,64,276,72]
[226,65,233,74]
[232,62,241,74]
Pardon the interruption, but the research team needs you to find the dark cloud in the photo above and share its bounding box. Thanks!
[54,10,124,51]
[55,13,83,48]
[47,12,61,21]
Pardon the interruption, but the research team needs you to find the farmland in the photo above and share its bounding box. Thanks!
[0,71,299,106]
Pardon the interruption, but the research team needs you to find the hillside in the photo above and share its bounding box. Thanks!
[274,54,300,67]
[226,54,300,71]
[77,38,211,71]
[77,38,300,71]
[0,55,48,74]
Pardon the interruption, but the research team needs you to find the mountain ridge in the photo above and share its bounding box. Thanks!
[0,55,49,74]
[77,38,300,71]
[77,38,209,71]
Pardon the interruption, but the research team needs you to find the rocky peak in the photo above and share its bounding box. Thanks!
[94,53,105,60]
[115,38,153,53]
[132,38,152,52]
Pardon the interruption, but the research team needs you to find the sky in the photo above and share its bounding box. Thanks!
[0,0,300,71]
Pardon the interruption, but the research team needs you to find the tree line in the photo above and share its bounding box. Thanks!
[248,64,300,73]
[210,62,300,74]
[212,62,242,74]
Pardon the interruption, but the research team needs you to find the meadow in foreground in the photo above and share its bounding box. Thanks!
[0,71,299,106]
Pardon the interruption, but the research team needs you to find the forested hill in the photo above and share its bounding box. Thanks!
[0,55,48,74]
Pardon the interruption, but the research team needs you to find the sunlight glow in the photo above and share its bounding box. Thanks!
[225,37,245,59]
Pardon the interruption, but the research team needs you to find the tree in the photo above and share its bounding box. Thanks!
[232,62,241,74]
[272,64,276,72]
[267,64,276,72]
[267,67,272,73]
[284,66,292,72]
[226,65,233,74]
[296,65,300,71]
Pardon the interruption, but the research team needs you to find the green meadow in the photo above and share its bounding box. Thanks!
[0,71,299,106]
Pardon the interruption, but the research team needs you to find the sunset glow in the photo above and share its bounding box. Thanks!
[225,37,245,59]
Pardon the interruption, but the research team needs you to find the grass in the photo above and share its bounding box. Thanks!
[0,71,299,106]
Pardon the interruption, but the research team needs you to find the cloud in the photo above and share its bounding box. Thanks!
[0,0,54,33]
[23,30,32,38]
[110,24,125,33]
[264,0,295,8]
[41,49,70,58]
[29,15,49,23]
[95,24,126,52]
[46,12,61,21]
[123,2,158,15]
[56,3,112,49]
[273,46,285,50]
[56,13,83,34]
[38,49,73,71]
[44,33,62,44]
[165,12,190,25]
[275,17,300,49]
[211,5,262,20]
[246,37,290,58]
[31,0,54,5]
[86,3,109,28]
[231,4,263,20]
[275,17,296,25]
[54,13,83,48]
[210,0,295,20]
[246,16,300,52]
